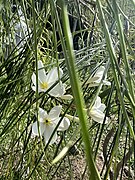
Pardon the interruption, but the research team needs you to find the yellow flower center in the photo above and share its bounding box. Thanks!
[40,82,48,90]
[44,118,51,125]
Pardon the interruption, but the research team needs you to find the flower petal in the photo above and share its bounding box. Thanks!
[57,117,70,131]
[49,82,65,97]
[32,121,45,136]
[31,72,44,92]
[86,76,100,84]
[38,107,48,121]
[87,66,105,86]
[89,107,108,124]
[49,132,57,145]
[46,67,63,84]
[38,60,47,83]
[95,66,105,76]
[88,82,100,87]
[31,73,36,86]
[43,125,57,145]
[31,85,36,92]
[98,103,106,112]
[103,80,111,86]
[60,94,73,100]
[93,96,102,108]
[90,109,104,123]
[48,106,62,120]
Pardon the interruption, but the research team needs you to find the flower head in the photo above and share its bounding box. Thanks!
[32,106,70,145]
[86,66,111,87]
[89,96,108,124]
[31,60,65,97]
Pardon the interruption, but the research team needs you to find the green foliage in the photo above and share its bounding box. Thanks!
[0,0,134,179]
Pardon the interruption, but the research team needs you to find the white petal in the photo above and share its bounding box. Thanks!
[31,73,36,86]
[94,78,102,84]
[31,72,43,92]
[86,67,104,85]
[46,67,63,84]
[90,109,104,123]
[86,76,100,84]
[49,82,66,97]
[38,107,48,121]
[88,82,99,87]
[32,121,45,136]
[103,80,111,86]
[93,96,102,108]
[87,66,110,87]
[49,132,57,145]
[48,106,62,120]
[96,66,105,77]
[38,61,47,83]
[60,94,73,100]
[92,66,105,83]
[43,125,57,145]
[57,117,70,131]
[98,103,106,112]
[89,107,108,124]
[31,85,36,92]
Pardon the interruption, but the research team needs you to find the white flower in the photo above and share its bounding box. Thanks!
[32,106,70,145]
[31,60,66,97]
[60,94,73,100]
[86,66,111,87]
[89,96,108,124]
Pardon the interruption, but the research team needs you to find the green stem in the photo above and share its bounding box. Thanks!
[49,1,101,179]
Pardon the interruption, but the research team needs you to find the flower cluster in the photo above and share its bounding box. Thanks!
[31,60,72,145]
[31,62,110,145]
[86,66,110,123]
[64,65,110,124]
